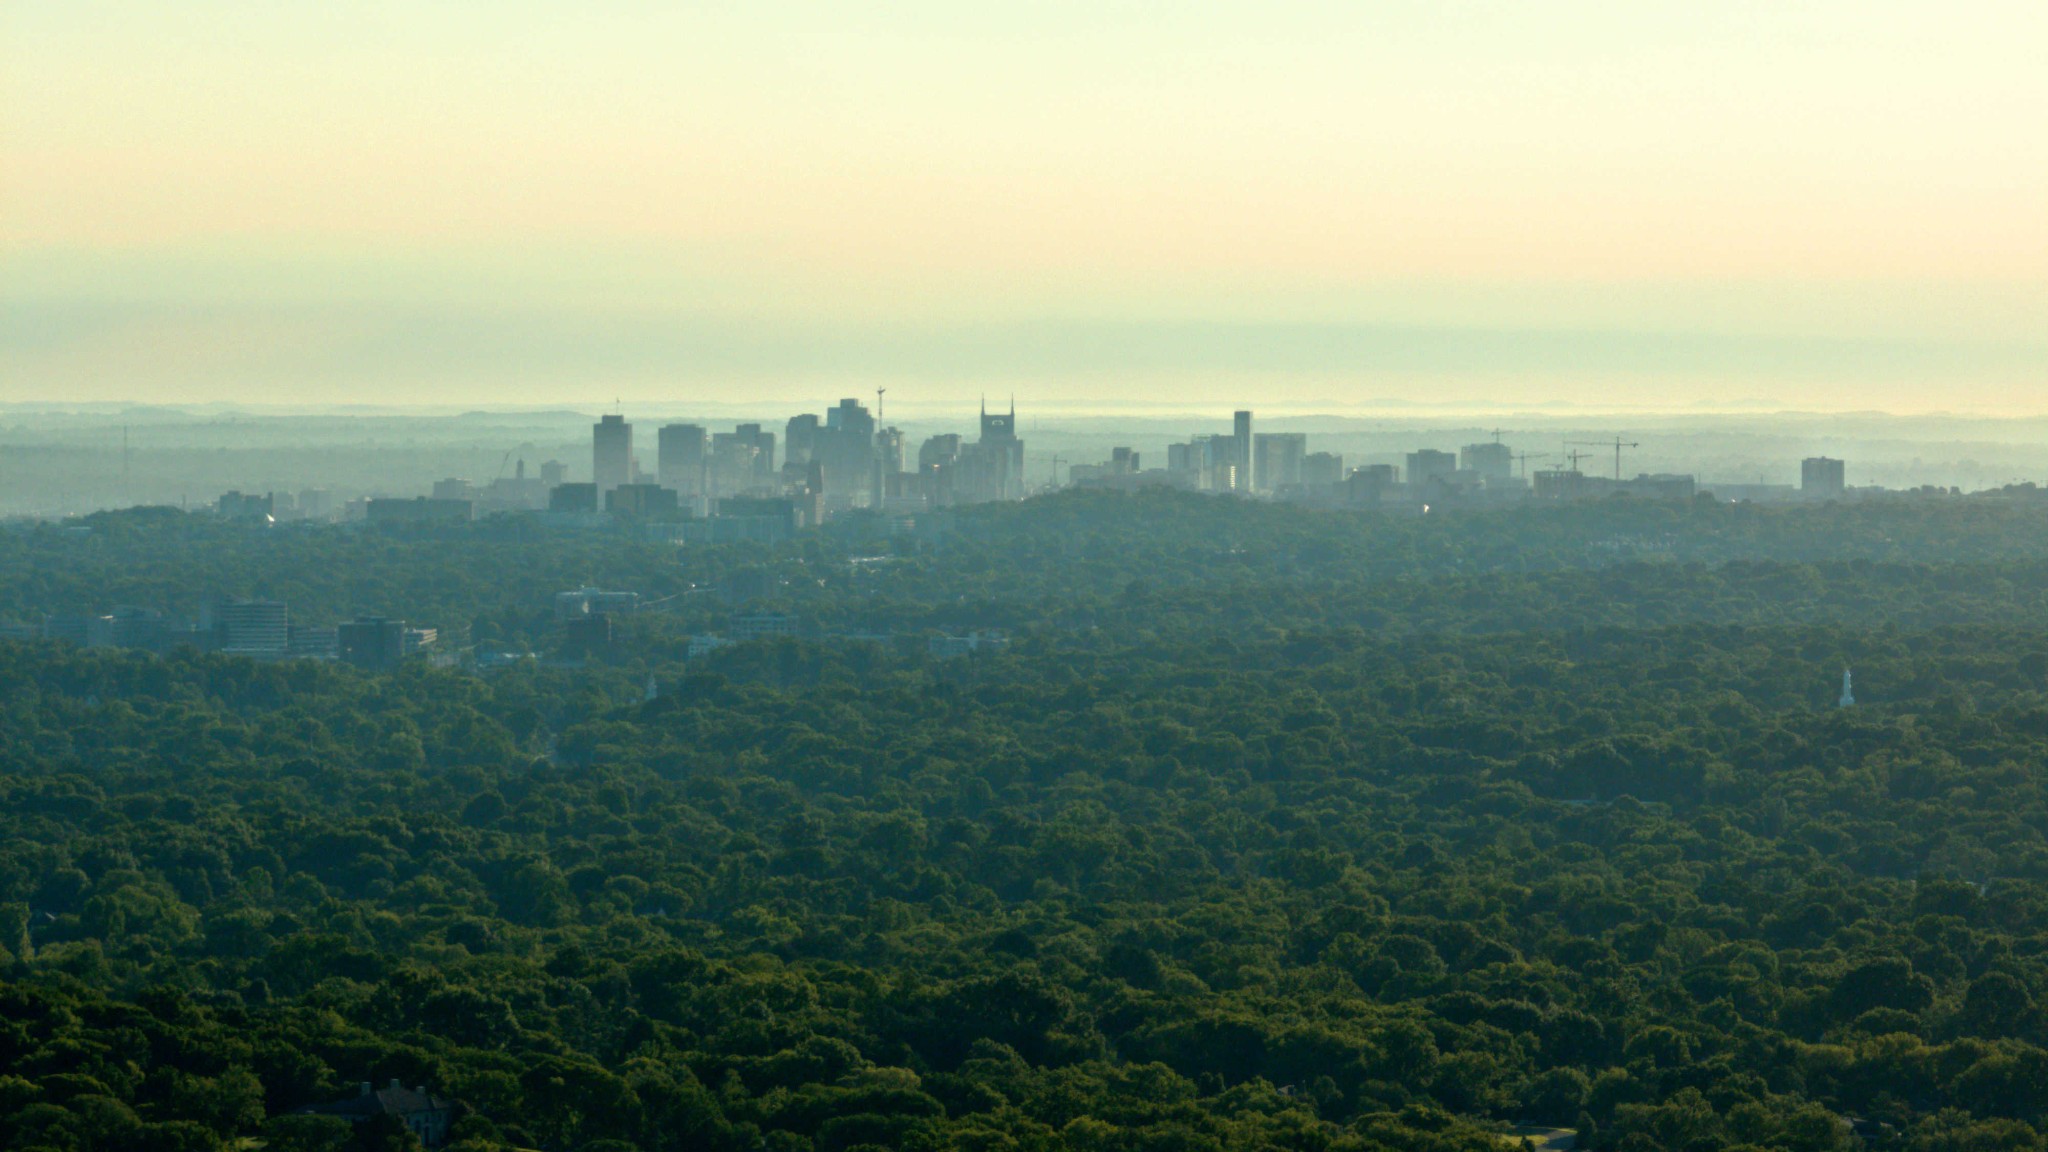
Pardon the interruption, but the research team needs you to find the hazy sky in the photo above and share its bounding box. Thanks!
[4,1,2045,412]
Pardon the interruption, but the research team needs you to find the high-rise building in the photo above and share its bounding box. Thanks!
[540,460,567,487]
[965,399,1025,501]
[873,427,906,508]
[708,424,776,496]
[1406,449,1458,488]
[919,434,962,473]
[828,397,876,439]
[658,424,707,493]
[1301,452,1345,487]
[738,424,776,480]
[217,491,273,521]
[1254,433,1307,492]
[593,414,633,500]
[814,399,877,507]
[1169,435,1239,491]
[1233,411,1253,492]
[785,413,821,466]
[1802,456,1846,498]
[1461,442,1513,482]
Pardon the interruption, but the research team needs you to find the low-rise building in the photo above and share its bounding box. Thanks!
[730,613,800,640]
[929,630,1009,658]
[555,587,641,621]
[299,1080,456,1148]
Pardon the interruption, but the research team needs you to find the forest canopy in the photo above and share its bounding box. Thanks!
[7,491,2048,1151]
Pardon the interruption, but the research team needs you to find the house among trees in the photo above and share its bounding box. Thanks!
[300,1079,456,1147]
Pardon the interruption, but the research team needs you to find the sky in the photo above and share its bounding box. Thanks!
[3,1,2045,414]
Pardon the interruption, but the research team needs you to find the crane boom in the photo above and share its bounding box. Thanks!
[1568,436,1641,480]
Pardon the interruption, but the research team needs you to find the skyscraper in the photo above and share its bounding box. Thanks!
[873,426,905,508]
[814,399,877,507]
[734,423,776,480]
[1233,411,1253,492]
[977,398,1025,501]
[593,414,633,500]
[785,413,821,466]
[658,424,707,494]
[1253,433,1307,492]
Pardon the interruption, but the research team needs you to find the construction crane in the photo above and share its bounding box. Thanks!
[1510,451,1549,479]
[1049,455,1066,489]
[1559,448,1593,473]
[1569,436,1640,481]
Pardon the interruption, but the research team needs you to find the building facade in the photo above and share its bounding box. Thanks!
[593,414,634,500]
[1802,456,1846,498]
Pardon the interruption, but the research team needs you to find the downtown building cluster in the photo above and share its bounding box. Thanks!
[200,408,1877,534]
[201,398,1025,537]
[1067,413,1862,508]
[582,397,1022,521]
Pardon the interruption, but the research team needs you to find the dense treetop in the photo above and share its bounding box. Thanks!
[8,492,2048,1150]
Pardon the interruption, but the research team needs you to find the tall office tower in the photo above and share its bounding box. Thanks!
[708,431,756,496]
[1460,441,1513,482]
[593,414,633,500]
[917,433,962,505]
[658,424,707,493]
[785,413,821,466]
[976,398,1026,500]
[540,460,567,487]
[816,399,877,506]
[1253,433,1308,492]
[1802,456,1846,498]
[1182,435,1236,491]
[918,433,962,473]
[873,427,906,507]
[1233,411,1253,492]
[827,398,875,440]
[733,423,776,481]
[1406,449,1458,487]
